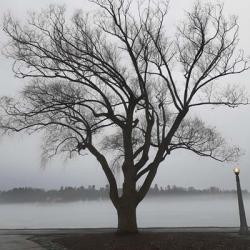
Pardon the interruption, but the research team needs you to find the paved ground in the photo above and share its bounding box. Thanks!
[0,235,47,250]
[0,227,242,250]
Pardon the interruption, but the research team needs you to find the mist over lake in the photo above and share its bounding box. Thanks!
[1,195,248,229]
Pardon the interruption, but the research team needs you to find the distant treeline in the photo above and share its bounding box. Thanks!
[0,184,245,203]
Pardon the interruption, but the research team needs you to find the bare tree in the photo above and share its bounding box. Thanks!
[1,0,248,233]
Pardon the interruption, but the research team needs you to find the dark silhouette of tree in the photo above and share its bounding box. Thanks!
[0,1,248,233]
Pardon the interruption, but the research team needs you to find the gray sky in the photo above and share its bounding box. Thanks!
[0,0,250,191]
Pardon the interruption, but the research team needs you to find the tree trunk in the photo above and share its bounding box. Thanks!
[117,202,138,234]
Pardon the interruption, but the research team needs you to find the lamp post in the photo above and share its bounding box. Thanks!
[233,167,249,235]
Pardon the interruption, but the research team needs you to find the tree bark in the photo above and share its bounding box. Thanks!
[117,167,138,233]
[117,201,138,234]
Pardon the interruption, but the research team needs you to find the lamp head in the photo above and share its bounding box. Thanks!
[233,167,240,175]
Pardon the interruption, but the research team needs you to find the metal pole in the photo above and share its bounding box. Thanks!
[235,172,249,235]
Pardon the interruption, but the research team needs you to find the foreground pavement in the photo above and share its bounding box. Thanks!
[0,227,242,250]
[0,235,47,250]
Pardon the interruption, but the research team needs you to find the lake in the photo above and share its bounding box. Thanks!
[1,195,248,229]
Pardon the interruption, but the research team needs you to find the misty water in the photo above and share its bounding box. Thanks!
[1,196,249,229]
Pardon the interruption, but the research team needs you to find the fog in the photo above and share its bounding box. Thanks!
[0,196,246,229]
[0,0,250,191]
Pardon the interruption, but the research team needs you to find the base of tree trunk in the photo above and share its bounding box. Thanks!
[239,226,250,235]
[117,205,138,234]
[116,229,139,234]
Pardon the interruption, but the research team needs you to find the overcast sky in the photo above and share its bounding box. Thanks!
[0,0,250,191]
